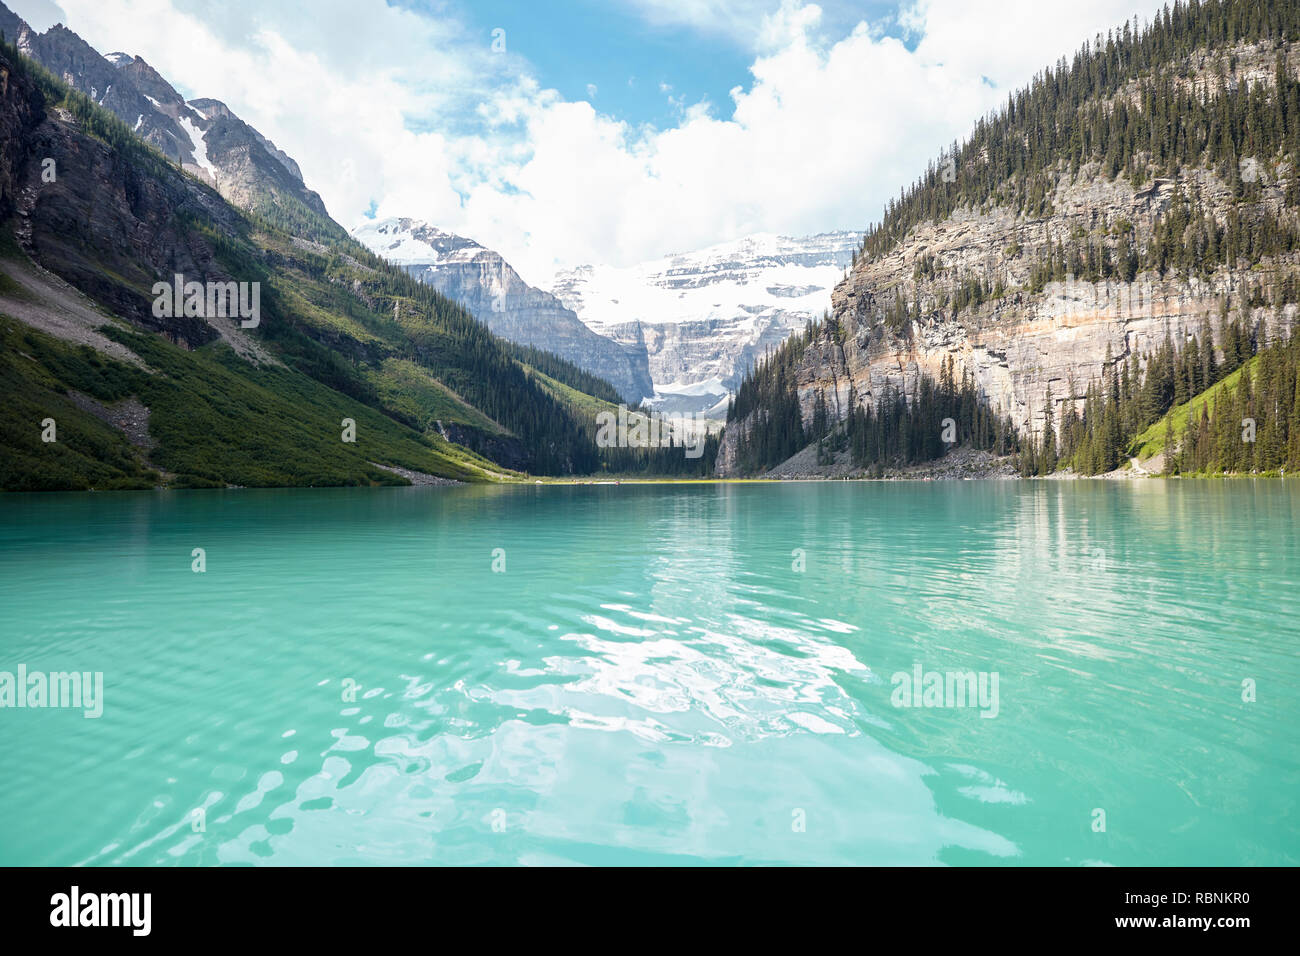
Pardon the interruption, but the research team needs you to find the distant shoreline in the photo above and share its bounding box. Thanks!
[2,471,1294,496]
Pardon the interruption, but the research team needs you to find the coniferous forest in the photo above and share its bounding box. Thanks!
[726,321,1019,474]
[729,290,1299,478]
[1058,310,1300,475]
[727,0,1300,479]
[857,0,1300,266]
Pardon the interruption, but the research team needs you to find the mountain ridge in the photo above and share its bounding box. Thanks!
[719,0,1300,478]
[352,216,654,404]
[0,35,619,489]
[552,230,860,415]
[0,1,340,241]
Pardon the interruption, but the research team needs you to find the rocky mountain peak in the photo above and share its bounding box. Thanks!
[116,54,185,105]
[353,217,487,265]
[0,1,337,239]
[352,218,653,403]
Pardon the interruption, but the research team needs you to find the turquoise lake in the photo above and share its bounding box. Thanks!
[0,481,1296,866]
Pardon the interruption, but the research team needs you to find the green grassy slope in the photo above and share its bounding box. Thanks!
[0,314,512,491]
[1130,357,1260,462]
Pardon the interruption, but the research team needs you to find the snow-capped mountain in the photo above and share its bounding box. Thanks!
[351,217,485,266]
[0,3,334,231]
[353,220,862,415]
[551,231,861,415]
[352,218,653,404]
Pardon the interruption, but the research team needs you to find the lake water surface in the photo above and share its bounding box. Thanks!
[0,481,1296,865]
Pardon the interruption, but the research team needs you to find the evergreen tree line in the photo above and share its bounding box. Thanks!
[326,249,607,473]
[1049,308,1267,474]
[269,245,605,474]
[727,321,1021,473]
[856,0,1300,266]
[597,434,721,477]
[1169,322,1300,472]
[1013,192,1300,299]
[508,343,625,405]
[839,357,1020,473]
[726,321,821,473]
[726,295,1296,478]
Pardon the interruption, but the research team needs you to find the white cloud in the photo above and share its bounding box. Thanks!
[20,0,1169,285]
[905,0,1156,91]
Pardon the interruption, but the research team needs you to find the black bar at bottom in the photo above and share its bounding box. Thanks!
[0,865,1277,942]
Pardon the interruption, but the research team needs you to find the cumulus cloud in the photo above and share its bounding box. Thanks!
[21,0,1169,284]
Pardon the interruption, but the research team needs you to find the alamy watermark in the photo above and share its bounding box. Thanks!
[50,886,150,936]
[152,274,260,328]
[891,662,999,718]
[0,664,103,718]
[595,405,707,459]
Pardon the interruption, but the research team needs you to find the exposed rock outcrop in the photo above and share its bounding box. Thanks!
[0,42,273,357]
[772,170,1298,457]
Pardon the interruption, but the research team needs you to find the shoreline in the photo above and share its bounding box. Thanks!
[3,472,1294,495]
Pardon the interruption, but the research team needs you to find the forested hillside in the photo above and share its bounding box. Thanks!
[0,38,640,489]
[722,0,1300,479]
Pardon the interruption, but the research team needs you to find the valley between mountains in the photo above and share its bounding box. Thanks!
[3,0,1300,491]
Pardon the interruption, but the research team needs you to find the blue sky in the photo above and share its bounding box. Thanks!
[13,0,1168,282]
[402,0,908,132]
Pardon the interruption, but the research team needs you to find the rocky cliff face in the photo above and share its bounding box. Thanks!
[552,231,859,415]
[0,40,270,354]
[817,170,1288,424]
[0,2,336,235]
[716,43,1300,476]
[353,221,859,414]
[353,217,653,403]
[0,37,42,222]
